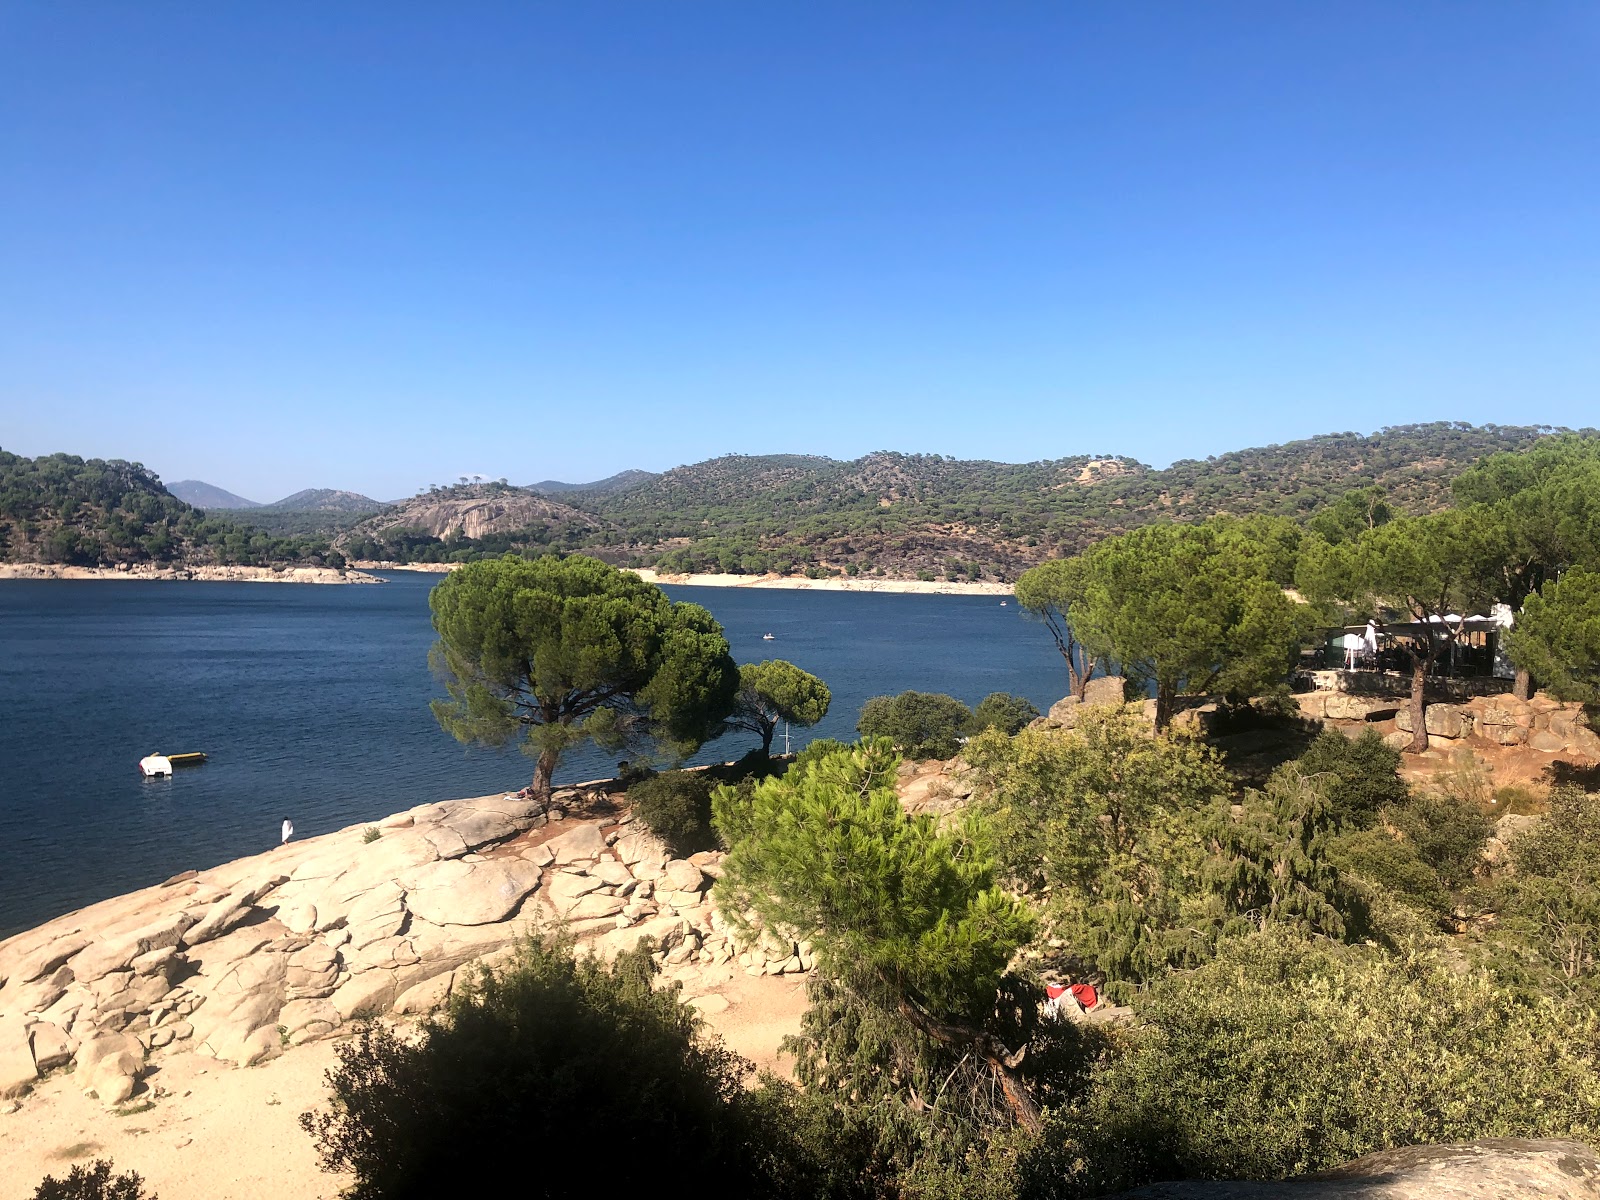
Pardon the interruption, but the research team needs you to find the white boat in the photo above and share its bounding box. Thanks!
[762,633,775,640]
[139,751,207,777]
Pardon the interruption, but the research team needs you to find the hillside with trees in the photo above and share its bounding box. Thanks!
[0,450,344,568]
[328,422,1581,578]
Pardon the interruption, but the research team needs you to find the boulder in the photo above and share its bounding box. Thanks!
[285,942,341,999]
[567,893,627,922]
[330,970,398,1022]
[2,965,74,1017]
[277,998,341,1045]
[1477,698,1533,728]
[344,881,408,949]
[4,934,92,987]
[1082,676,1127,707]
[1045,695,1081,727]
[1292,693,1329,720]
[548,823,609,866]
[1106,1138,1600,1198]
[74,911,197,980]
[1324,695,1400,722]
[25,1021,73,1073]
[392,973,454,1016]
[402,859,542,927]
[0,1015,38,1098]
[77,1032,145,1104]
[663,860,707,893]
[1396,704,1472,739]
[547,872,604,903]
[1531,730,1567,753]
[1482,723,1528,746]
[589,860,634,888]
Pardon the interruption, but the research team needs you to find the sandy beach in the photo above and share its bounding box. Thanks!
[630,569,1014,596]
[0,565,384,585]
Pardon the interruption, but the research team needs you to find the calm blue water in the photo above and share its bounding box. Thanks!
[0,574,1066,936]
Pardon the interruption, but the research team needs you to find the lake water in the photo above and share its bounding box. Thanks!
[0,574,1067,937]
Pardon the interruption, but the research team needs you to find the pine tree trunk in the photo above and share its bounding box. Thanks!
[1514,667,1532,701]
[1406,660,1429,754]
[1154,684,1174,733]
[760,720,776,757]
[530,746,559,801]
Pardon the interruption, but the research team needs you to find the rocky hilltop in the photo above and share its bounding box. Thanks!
[341,484,597,544]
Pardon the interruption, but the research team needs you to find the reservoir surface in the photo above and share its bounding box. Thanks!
[0,573,1066,936]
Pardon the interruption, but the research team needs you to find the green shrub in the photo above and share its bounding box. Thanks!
[1389,787,1494,891]
[857,691,972,760]
[626,769,717,857]
[300,936,810,1200]
[32,1161,153,1200]
[1056,929,1600,1193]
[789,737,849,778]
[1294,727,1407,829]
[965,692,1040,737]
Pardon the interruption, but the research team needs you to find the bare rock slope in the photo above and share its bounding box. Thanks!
[1112,1139,1600,1199]
[0,783,807,1109]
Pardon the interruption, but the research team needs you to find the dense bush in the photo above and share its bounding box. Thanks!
[1293,727,1407,829]
[31,1161,153,1200]
[301,936,821,1200]
[857,691,972,760]
[1049,929,1600,1194]
[965,692,1040,736]
[1491,786,1600,1000]
[626,768,719,856]
[968,711,1364,995]
[789,737,850,777]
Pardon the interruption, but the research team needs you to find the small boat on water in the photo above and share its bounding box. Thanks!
[762,632,775,640]
[139,752,207,777]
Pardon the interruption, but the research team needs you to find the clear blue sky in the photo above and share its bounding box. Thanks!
[3,3,1597,502]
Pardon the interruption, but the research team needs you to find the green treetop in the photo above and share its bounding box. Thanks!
[711,740,1040,1133]
[428,554,738,799]
[856,690,972,760]
[1063,519,1315,729]
[1506,566,1600,704]
[726,659,831,757]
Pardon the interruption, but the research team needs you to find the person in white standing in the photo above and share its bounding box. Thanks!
[281,818,294,845]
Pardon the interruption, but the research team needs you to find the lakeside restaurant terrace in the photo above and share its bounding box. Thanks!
[1297,610,1517,700]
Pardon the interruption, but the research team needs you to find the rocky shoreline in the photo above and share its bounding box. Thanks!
[0,781,809,1112]
[0,564,385,584]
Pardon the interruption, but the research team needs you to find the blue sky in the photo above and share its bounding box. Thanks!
[3,3,1597,502]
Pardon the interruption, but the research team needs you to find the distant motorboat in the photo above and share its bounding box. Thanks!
[762,632,776,640]
[139,752,207,778]
[1000,601,1007,606]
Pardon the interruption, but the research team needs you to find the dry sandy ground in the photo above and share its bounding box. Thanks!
[0,565,381,585]
[630,568,1014,596]
[0,967,808,1200]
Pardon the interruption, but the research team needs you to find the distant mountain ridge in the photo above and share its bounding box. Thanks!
[265,488,382,512]
[168,480,261,509]
[329,422,1591,579]
[528,469,658,495]
[15,424,1589,579]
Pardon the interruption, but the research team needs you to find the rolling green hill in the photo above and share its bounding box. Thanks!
[333,422,1584,578]
[0,450,343,568]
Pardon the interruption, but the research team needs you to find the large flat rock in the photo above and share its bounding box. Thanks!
[1110,1139,1600,1199]
[401,859,542,926]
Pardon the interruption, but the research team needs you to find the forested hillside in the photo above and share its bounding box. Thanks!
[8,424,1581,577]
[0,450,343,568]
[333,422,1582,578]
